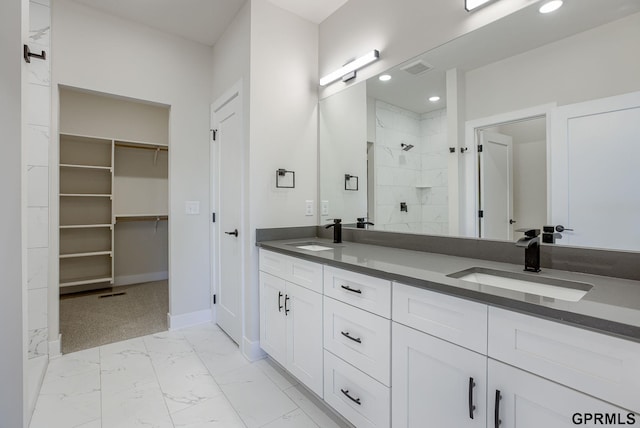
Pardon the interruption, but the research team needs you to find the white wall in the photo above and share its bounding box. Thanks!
[52,0,213,324]
[319,82,368,223]
[246,0,319,346]
[1,0,27,425]
[319,0,535,99]
[465,12,640,120]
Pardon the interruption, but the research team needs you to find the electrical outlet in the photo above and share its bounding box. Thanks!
[185,201,200,215]
[321,200,329,216]
[305,200,314,216]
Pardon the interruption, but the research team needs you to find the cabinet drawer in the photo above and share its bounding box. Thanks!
[324,297,391,386]
[324,351,390,428]
[489,307,640,413]
[324,266,391,318]
[259,249,323,293]
[393,283,488,354]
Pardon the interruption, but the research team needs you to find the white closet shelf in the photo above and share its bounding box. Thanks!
[60,275,113,288]
[59,251,112,259]
[60,193,112,198]
[115,214,168,223]
[60,163,112,171]
[60,224,113,229]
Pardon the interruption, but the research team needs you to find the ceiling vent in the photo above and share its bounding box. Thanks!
[400,60,433,76]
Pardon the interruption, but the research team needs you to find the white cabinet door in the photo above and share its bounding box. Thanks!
[286,282,324,397]
[488,359,636,428]
[259,272,287,367]
[392,323,487,428]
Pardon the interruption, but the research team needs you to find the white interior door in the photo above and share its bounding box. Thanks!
[551,91,640,251]
[211,86,243,344]
[479,131,513,240]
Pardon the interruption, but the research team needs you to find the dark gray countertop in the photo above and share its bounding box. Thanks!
[258,238,640,343]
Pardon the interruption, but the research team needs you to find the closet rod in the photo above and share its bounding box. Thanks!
[114,142,169,152]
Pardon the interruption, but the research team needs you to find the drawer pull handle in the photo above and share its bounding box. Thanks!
[278,292,283,312]
[284,294,290,315]
[340,284,362,294]
[340,388,361,406]
[494,389,502,428]
[341,331,362,344]
[468,377,476,419]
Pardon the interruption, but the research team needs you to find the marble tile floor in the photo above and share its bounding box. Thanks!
[29,322,353,428]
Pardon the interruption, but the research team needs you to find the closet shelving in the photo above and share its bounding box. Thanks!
[59,133,169,291]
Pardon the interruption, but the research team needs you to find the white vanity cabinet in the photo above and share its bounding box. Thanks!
[392,322,487,428]
[488,360,633,428]
[392,283,488,428]
[258,251,323,397]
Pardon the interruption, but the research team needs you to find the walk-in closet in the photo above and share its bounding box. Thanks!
[58,88,170,353]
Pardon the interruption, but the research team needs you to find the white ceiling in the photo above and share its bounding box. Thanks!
[367,0,640,114]
[266,0,349,24]
[71,0,348,46]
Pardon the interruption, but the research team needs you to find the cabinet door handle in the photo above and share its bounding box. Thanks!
[341,331,362,344]
[468,377,476,419]
[494,389,502,428]
[340,284,362,294]
[284,294,290,315]
[340,388,361,406]
[278,292,283,312]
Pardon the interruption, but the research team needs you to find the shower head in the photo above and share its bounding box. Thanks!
[401,143,414,151]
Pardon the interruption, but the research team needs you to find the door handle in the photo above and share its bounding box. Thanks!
[340,284,362,294]
[509,219,516,225]
[284,294,290,315]
[225,229,239,237]
[468,377,476,419]
[278,292,283,312]
[555,225,573,232]
[494,390,502,428]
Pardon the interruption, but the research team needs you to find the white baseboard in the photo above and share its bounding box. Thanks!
[168,309,212,331]
[242,336,266,362]
[114,271,168,287]
[48,334,61,358]
[27,355,48,423]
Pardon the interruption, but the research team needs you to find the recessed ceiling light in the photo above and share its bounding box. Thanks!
[429,96,440,102]
[379,74,392,82]
[539,0,563,14]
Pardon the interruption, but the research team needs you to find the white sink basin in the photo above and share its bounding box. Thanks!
[296,244,334,252]
[448,268,592,302]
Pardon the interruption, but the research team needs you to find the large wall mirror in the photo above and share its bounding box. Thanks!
[319,0,640,252]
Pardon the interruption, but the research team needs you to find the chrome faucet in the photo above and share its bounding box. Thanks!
[515,228,541,272]
[325,218,342,243]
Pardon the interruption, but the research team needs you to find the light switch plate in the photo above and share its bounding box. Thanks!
[185,201,200,215]
[321,200,329,216]
[305,200,314,216]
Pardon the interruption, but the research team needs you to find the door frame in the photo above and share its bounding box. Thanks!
[462,103,555,238]
[210,80,245,338]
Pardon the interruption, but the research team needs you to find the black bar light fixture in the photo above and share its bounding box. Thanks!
[320,50,380,86]
[465,0,498,12]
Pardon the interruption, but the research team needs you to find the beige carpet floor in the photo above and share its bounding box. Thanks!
[60,280,168,354]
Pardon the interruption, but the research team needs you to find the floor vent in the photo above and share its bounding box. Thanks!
[99,292,126,298]
[401,60,433,75]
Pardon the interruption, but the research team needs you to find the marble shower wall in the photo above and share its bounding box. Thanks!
[420,108,449,234]
[27,0,51,360]
[374,101,449,233]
